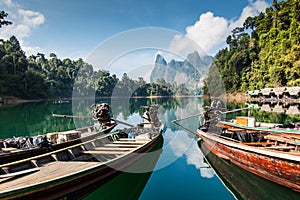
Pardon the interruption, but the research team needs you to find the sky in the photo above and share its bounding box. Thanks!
[0,0,272,77]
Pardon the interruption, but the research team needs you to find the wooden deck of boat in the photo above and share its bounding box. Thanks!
[0,161,99,192]
[0,130,159,197]
[0,135,152,192]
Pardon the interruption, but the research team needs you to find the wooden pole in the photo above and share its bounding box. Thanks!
[172,112,204,123]
[111,119,134,127]
[52,114,134,127]
[52,114,91,119]
[172,121,197,135]
[220,107,250,114]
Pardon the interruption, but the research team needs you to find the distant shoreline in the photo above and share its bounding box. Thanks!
[201,92,247,103]
[0,93,247,105]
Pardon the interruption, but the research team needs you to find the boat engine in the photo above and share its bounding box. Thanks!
[91,103,111,125]
[142,105,161,127]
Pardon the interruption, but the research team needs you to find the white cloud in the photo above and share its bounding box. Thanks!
[22,45,43,56]
[166,130,214,178]
[18,9,45,28]
[0,0,45,55]
[169,0,269,56]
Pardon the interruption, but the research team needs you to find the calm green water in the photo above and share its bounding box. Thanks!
[0,97,299,200]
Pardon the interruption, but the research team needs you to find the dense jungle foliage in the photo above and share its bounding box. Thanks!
[0,12,189,99]
[204,0,300,95]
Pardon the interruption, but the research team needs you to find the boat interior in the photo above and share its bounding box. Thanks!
[0,130,154,189]
[203,116,300,154]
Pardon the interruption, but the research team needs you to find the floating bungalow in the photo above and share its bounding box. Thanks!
[246,87,300,102]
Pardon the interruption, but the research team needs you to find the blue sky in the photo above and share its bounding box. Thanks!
[0,0,272,77]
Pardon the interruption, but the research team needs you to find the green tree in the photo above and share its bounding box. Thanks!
[204,0,300,95]
[0,11,12,28]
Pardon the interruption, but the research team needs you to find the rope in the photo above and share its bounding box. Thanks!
[172,121,197,135]
[172,112,204,123]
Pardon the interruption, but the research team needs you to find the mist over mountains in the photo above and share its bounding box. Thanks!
[150,51,213,94]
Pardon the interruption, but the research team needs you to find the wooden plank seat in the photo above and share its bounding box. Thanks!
[242,142,274,146]
[265,134,300,146]
[1,147,21,152]
[112,141,146,144]
[82,151,127,155]
[227,128,246,132]
[104,144,141,148]
[93,147,133,151]
[0,168,40,179]
[263,146,295,150]
[118,138,136,141]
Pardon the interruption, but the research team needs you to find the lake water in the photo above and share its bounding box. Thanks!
[0,97,299,200]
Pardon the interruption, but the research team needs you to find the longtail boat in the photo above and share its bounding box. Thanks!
[196,101,300,192]
[0,123,117,165]
[198,140,300,199]
[0,103,127,164]
[70,134,163,199]
[0,121,164,199]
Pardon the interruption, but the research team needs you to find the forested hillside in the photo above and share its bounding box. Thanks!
[0,36,189,99]
[204,0,299,95]
[0,12,190,99]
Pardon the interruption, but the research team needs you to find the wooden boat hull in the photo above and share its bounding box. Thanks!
[9,136,163,200]
[196,129,300,193]
[68,137,163,199]
[0,124,117,165]
[198,140,300,199]
[0,124,163,200]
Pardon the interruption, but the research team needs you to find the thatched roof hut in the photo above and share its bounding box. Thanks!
[272,104,285,113]
[286,106,300,115]
[260,104,272,112]
[273,87,286,96]
[259,88,274,96]
[285,87,300,96]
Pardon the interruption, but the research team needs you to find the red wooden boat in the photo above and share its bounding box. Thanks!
[197,108,300,192]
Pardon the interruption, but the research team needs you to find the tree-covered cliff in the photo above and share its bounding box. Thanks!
[0,10,193,99]
[204,0,299,95]
[0,36,187,99]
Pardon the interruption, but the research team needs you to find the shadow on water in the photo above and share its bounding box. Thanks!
[198,140,300,200]
[63,135,164,200]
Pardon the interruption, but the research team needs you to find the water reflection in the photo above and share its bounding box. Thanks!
[198,140,300,200]
[246,102,300,115]
[166,130,213,178]
[79,136,164,200]
[0,97,201,138]
[0,102,77,138]
[2,97,299,199]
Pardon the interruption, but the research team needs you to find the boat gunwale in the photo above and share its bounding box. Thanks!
[219,121,300,135]
[0,131,115,169]
[197,129,300,192]
[0,123,117,151]
[196,129,300,162]
[0,126,163,197]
